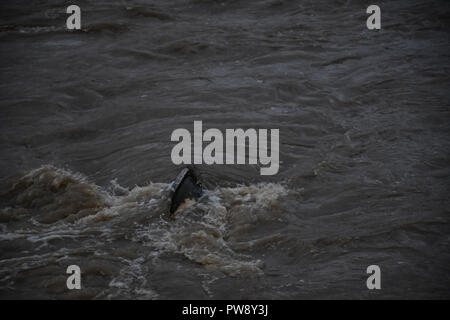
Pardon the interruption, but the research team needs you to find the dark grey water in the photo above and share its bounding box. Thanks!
[0,0,449,299]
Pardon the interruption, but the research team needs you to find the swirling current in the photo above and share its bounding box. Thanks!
[0,0,449,299]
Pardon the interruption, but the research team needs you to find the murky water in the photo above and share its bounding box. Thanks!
[0,0,449,299]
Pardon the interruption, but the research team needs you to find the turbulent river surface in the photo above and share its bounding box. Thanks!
[0,0,449,299]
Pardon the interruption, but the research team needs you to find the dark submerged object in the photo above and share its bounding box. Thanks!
[169,167,203,216]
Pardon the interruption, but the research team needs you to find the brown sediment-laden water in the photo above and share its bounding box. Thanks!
[0,0,449,299]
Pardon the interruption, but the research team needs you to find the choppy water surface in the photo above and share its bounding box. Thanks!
[0,0,449,299]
